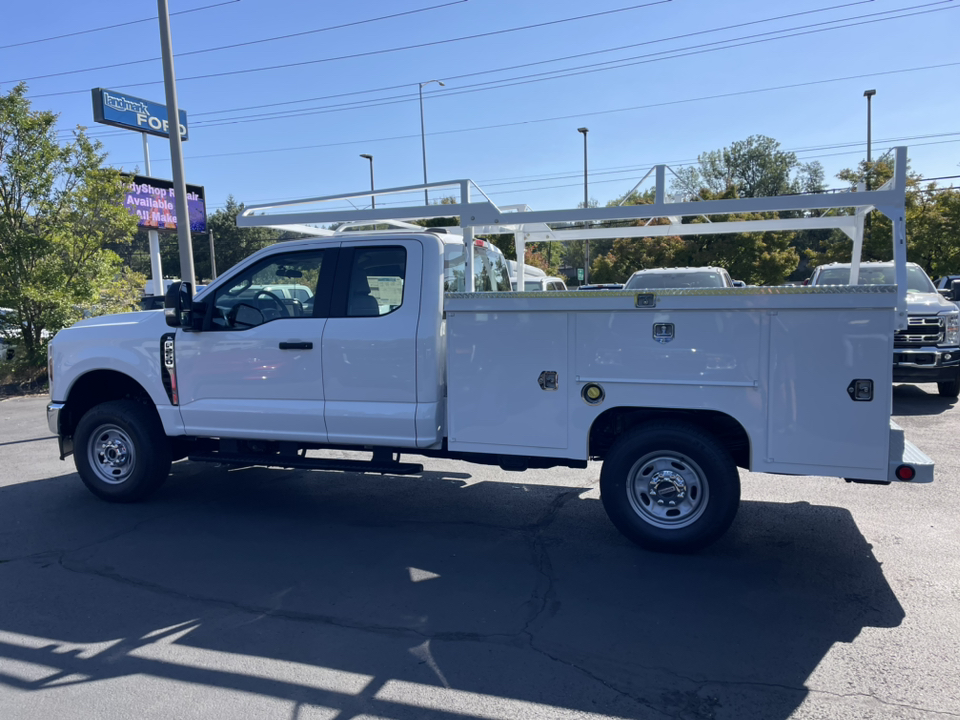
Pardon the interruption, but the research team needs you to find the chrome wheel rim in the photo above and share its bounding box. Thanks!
[626,451,709,529]
[87,424,136,485]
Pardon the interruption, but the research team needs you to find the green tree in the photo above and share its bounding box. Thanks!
[201,196,288,278]
[0,83,140,364]
[673,134,824,199]
[809,159,960,280]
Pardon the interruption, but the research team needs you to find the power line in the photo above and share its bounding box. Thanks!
[101,61,960,164]
[72,0,959,137]
[0,0,239,51]
[53,0,876,131]
[13,0,469,84]
[187,133,960,211]
[29,0,672,98]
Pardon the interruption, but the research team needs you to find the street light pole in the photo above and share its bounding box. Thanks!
[419,79,445,205]
[864,89,876,246]
[360,154,375,209]
[578,127,590,285]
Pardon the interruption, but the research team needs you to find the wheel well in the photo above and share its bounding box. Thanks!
[62,370,156,437]
[589,407,751,469]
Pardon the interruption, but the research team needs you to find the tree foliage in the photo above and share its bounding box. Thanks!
[0,83,140,363]
[673,134,825,199]
[808,159,960,280]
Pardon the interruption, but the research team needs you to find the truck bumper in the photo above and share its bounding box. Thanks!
[46,402,64,435]
[893,347,960,383]
[889,420,934,483]
[46,402,73,460]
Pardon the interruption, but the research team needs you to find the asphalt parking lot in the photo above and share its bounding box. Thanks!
[1,387,958,720]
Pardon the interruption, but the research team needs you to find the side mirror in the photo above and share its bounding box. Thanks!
[951,279,960,302]
[164,281,193,328]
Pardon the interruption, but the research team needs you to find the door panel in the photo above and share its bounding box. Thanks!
[177,318,328,441]
[322,241,422,447]
[176,247,336,441]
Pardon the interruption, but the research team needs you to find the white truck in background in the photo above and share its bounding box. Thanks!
[809,261,960,397]
[46,152,934,552]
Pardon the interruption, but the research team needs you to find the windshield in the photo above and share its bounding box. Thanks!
[814,265,935,293]
[625,271,725,290]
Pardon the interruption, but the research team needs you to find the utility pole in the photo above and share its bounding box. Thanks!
[157,0,195,290]
[419,80,444,205]
[864,89,876,247]
[578,127,590,285]
[360,154,375,209]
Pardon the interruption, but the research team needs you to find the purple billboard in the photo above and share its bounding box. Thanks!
[124,175,207,233]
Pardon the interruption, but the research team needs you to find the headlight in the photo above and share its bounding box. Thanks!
[943,312,959,347]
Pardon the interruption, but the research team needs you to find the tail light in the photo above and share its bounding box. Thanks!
[895,465,916,481]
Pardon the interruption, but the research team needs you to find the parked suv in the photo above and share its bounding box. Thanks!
[624,266,734,290]
[809,262,960,397]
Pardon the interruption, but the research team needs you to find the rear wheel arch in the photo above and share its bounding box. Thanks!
[588,406,751,469]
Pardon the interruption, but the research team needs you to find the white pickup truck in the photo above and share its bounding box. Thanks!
[46,159,933,552]
[809,261,960,397]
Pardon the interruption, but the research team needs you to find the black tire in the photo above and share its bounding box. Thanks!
[600,422,740,553]
[937,373,960,398]
[74,399,172,503]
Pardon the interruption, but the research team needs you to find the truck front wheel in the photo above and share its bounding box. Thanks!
[600,423,740,553]
[74,400,172,502]
[937,372,960,398]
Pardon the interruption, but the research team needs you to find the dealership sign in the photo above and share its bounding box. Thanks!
[92,88,188,140]
[124,175,206,233]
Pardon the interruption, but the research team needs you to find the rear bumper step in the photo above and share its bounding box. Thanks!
[888,420,935,483]
[188,452,424,475]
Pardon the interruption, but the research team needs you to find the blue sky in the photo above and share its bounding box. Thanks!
[4,0,959,219]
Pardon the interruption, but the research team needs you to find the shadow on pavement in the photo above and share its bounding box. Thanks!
[0,462,904,720]
[893,383,957,416]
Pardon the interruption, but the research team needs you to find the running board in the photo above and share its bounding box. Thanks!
[188,452,424,475]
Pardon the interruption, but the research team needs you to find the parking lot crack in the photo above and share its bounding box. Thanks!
[519,488,584,636]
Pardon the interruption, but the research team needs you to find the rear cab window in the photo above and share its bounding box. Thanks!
[443,242,511,292]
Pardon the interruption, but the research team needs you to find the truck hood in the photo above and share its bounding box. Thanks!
[71,310,164,329]
[55,310,169,346]
[906,292,958,314]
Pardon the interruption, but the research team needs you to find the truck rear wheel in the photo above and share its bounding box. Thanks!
[600,423,740,552]
[74,400,172,503]
[937,372,960,398]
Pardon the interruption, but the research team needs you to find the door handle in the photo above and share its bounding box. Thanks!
[279,341,313,350]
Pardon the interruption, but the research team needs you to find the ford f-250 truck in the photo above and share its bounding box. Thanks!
[46,156,933,552]
[810,261,960,397]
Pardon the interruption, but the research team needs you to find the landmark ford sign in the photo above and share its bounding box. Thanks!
[91,88,188,140]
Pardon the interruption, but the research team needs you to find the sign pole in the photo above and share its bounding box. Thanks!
[157,0,196,291]
[208,230,217,280]
[141,132,165,297]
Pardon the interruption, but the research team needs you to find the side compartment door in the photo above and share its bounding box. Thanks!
[322,241,422,447]
[176,246,338,442]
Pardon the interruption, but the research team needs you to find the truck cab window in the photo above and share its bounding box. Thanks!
[443,243,511,292]
[346,247,406,317]
[211,250,326,329]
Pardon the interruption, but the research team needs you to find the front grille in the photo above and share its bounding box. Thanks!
[895,316,944,347]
